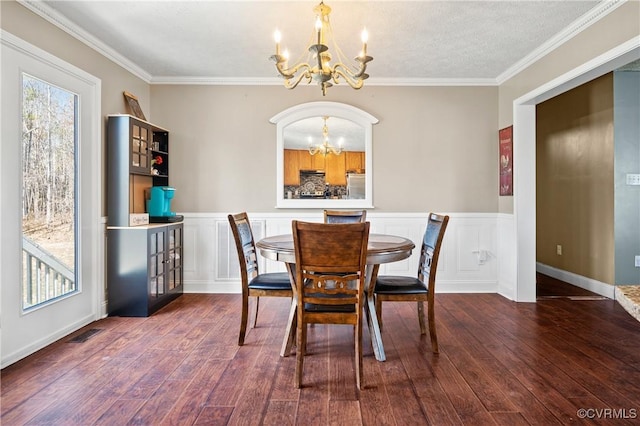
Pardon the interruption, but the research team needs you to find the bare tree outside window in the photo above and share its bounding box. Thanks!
[22,74,77,309]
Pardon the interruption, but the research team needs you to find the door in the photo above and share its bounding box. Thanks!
[167,224,183,294]
[1,33,102,367]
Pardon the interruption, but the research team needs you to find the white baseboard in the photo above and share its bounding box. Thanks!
[437,280,498,293]
[185,281,241,294]
[536,263,615,299]
[0,313,96,369]
[184,279,498,295]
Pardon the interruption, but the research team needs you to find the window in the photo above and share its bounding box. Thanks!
[21,74,78,309]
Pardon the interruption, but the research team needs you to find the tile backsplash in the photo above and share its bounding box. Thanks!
[284,184,346,199]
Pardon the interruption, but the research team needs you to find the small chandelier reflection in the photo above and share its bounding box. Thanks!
[309,116,343,156]
[270,1,373,96]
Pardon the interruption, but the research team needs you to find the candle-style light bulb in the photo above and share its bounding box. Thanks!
[361,28,368,55]
[274,29,281,55]
[315,16,322,45]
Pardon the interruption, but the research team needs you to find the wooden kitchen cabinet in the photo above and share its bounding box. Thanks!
[291,150,325,172]
[297,150,310,171]
[284,149,356,185]
[298,150,325,170]
[325,153,346,185]
[284,149,300,185]
[345,151,365,172]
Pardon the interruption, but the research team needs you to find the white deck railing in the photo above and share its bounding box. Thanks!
[22,237,75,309]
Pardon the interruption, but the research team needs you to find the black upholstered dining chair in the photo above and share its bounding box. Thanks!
[323,209,367,223]
[292,220,370,389]
[373,213,449,353]
[228,212,292,346]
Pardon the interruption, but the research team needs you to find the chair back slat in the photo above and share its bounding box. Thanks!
[417,213,449,290]
[292,220,370,389]
[228,212,259,283]
[293,221,369,305]
[323,209,367,224]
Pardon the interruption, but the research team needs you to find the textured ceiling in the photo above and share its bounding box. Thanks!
[23,0,613,85]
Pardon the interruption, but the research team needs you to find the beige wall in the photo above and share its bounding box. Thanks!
[536,74,614,284]
[150,85,498,213]
[1,0,151,216]
[3,0,638,219]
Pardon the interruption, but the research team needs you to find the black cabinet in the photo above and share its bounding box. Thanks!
[107,114,183,316]
[107,115,170,227]
[107,223,183,317]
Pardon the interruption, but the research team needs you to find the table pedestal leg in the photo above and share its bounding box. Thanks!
[365,264,386,362]
[280,263,297,357]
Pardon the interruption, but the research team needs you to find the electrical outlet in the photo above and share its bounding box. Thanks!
[626,174,640,185]
[635,255,640,268]
[556,245,562,255]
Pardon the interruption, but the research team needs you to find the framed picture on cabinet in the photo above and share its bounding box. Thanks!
[499,125,513,196]
[123,91,146,121]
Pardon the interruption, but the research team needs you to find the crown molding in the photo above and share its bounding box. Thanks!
[19,0,625,88]
[19,0,153,83]
[364,77,498,87]
[496,0,627,84]
[149,76,499,86]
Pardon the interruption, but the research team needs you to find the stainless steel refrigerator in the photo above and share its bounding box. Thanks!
[346,172,366,199]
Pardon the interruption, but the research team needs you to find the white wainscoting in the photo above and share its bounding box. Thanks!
[182,212,511,297]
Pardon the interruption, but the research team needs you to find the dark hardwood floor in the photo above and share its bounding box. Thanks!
[536,273,604,299]
[2,293,640,425]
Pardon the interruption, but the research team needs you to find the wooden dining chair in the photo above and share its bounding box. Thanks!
[228,212,293,346]
[373,213,449,353]
[292,220,370,389]
[323,209,367,223]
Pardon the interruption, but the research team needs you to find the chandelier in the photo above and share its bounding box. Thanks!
[309,116,343,156]
[270,1,373,96]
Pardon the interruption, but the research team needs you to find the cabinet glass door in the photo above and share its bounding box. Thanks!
[149,228,166,297]
[167,225,182,291]
[131,121,150,174]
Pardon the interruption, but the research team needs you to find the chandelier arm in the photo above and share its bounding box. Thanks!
[331,67,365,89]
[274,60,314,79]
[333,61,369,80]
[283,69,313,90]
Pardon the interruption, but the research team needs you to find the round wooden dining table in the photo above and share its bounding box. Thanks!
[256,233,415,362]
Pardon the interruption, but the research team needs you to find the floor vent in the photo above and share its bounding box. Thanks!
[67,328,102,343]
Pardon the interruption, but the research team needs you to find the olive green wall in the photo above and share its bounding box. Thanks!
[536,74,614,284]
